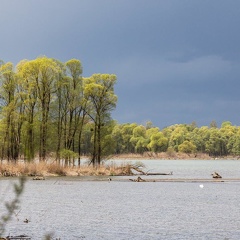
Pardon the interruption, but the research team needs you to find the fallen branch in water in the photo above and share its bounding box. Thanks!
[145,171,173,176]
[130,164,173,176]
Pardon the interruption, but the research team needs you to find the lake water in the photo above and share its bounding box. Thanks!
[1,159,240,240]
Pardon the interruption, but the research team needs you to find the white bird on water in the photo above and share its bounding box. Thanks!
[199,184,204,188]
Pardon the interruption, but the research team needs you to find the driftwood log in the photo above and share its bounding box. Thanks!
[4,235,31,240]
[211,172,222,178]
[145,171,173,176]
[130,165,173,176]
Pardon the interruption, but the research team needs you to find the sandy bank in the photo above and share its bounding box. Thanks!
[110,152,238,160]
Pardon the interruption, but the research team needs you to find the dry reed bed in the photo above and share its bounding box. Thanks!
[0,161,134,177]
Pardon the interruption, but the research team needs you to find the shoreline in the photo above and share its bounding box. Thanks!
[110,152,239,160]
[1,175,240,183]
[0,153,239,178]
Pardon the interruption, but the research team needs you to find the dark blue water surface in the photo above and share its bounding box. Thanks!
[1,160,240,240]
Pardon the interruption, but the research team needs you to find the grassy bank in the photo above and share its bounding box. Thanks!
[0,161,136,177]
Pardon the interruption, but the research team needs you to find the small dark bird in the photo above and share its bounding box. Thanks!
[24,218,29,223]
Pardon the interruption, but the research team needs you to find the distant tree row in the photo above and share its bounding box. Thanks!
[0,57,117,166]
[111,120,240,157]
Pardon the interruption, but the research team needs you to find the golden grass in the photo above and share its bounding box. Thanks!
[1,152,229,178]
[0,161,135,177]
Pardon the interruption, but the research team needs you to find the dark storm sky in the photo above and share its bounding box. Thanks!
[1,0,240,128]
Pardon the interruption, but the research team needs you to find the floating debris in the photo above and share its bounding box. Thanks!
[32,176,45,180]
[129,176,146,182]
[5,235,31,240]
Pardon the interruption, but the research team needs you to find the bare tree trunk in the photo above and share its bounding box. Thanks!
[91,123,97,167]
[97,122,101,166]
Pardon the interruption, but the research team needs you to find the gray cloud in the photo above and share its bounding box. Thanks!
[1,0,240,128]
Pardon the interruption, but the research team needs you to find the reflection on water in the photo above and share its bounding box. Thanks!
[1,160,240,239]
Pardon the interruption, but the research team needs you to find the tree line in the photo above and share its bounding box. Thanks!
[0,57,117,166]
[1,57,239,166]
[111,120,240,157]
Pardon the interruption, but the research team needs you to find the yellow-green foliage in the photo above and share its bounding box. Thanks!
[178,140,197,154]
